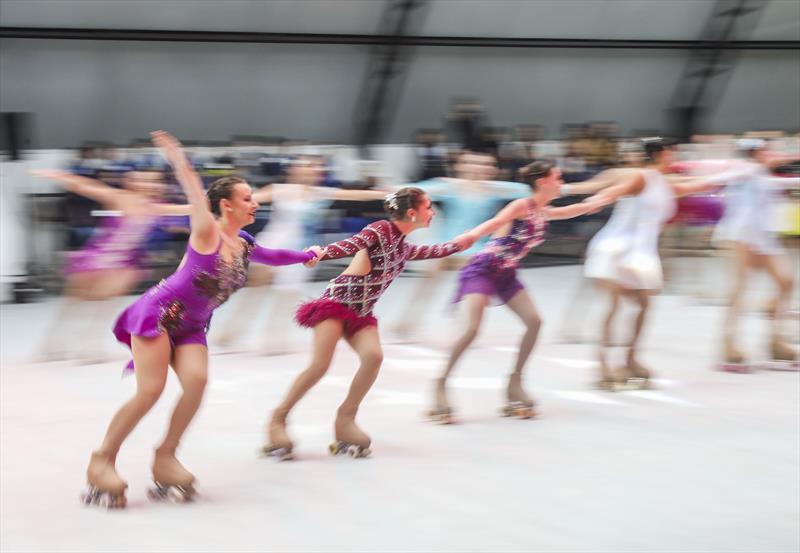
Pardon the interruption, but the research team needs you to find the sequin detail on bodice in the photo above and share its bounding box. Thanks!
[150,235,254,332]
[473,199,548,271]
[319,220,460,316]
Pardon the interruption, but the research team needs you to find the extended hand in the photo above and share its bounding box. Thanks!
[150,130,188,168]
[303,246,324,267]
[453,233,477,251]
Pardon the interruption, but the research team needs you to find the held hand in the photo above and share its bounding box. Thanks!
[453,232,477,251]
[303,246,324,267]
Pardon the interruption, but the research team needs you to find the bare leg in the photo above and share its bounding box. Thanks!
[87,333,170,502]
[432,294,488,416]
[723,244,753,363]
[152,343,208,490]
[267,319,343,452]
[504,289,542,410]
[597,280,622,388]
[761,251,797,360]
[621,289,653,384]
[333,326,383,451]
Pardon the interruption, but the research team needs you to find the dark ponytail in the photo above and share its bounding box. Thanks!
[517,160,554,190]
[641,137,677,163]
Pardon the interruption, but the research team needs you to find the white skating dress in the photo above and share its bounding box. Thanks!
[584,169,676,290]
[712,161,785,255]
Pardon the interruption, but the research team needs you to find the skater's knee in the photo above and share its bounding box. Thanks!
[524,315,542,334]
[181,371,208,394]
[778,274,793,295]
[359,348,383,369]
[135,383,165,407]
[306,361,331,379]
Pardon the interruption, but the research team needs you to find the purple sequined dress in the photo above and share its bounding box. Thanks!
[454,199,548,305]
[113,230,314,370]
[66,214,157,275]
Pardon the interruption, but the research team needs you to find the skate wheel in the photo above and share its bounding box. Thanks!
[595,379,617,392]
[263,445,294,461]
[359,447,372,458]
[718,363,753,374]
[763,360,800,372]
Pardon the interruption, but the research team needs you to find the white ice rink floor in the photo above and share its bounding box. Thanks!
[1,264,799,552]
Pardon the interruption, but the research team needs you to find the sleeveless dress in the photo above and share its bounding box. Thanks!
[454,198,548,305]
[113,230,315,370]
[584,169,676,290]
[66,213,157,275]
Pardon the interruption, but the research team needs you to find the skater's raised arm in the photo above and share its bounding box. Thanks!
[150,130,217,251]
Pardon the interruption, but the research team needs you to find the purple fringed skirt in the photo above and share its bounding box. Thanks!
[295,298,378,337]
[453,254,524,305]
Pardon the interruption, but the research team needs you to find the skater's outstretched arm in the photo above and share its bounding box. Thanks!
[325,187,395,201]
[318,220,389,260]
[31,169,123,208]
[560,168,635,196]
[406,239,464,261]
[668,164,755,197]
[580,171,646,207]
[253,184,393,205]
[238,231,322,267]
[461,198,531,241]
[545,199,605,220]
[150,130,218,252]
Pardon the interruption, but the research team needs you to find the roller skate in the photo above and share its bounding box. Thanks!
[426,378,456,424]
[616,359,653,389]
[718,340,752,373]
[147,449,197,503]
[764,338,799,372]
[329,416,371,458]
[500,373,537,419]
[261,413,295,461]
[595,360,621,391]
[81,451,127,509]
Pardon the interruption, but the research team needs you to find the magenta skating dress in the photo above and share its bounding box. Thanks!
[66,214,157,275]
[113,230,314,370]
[454,198,548,305]
[295,220,462,336]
